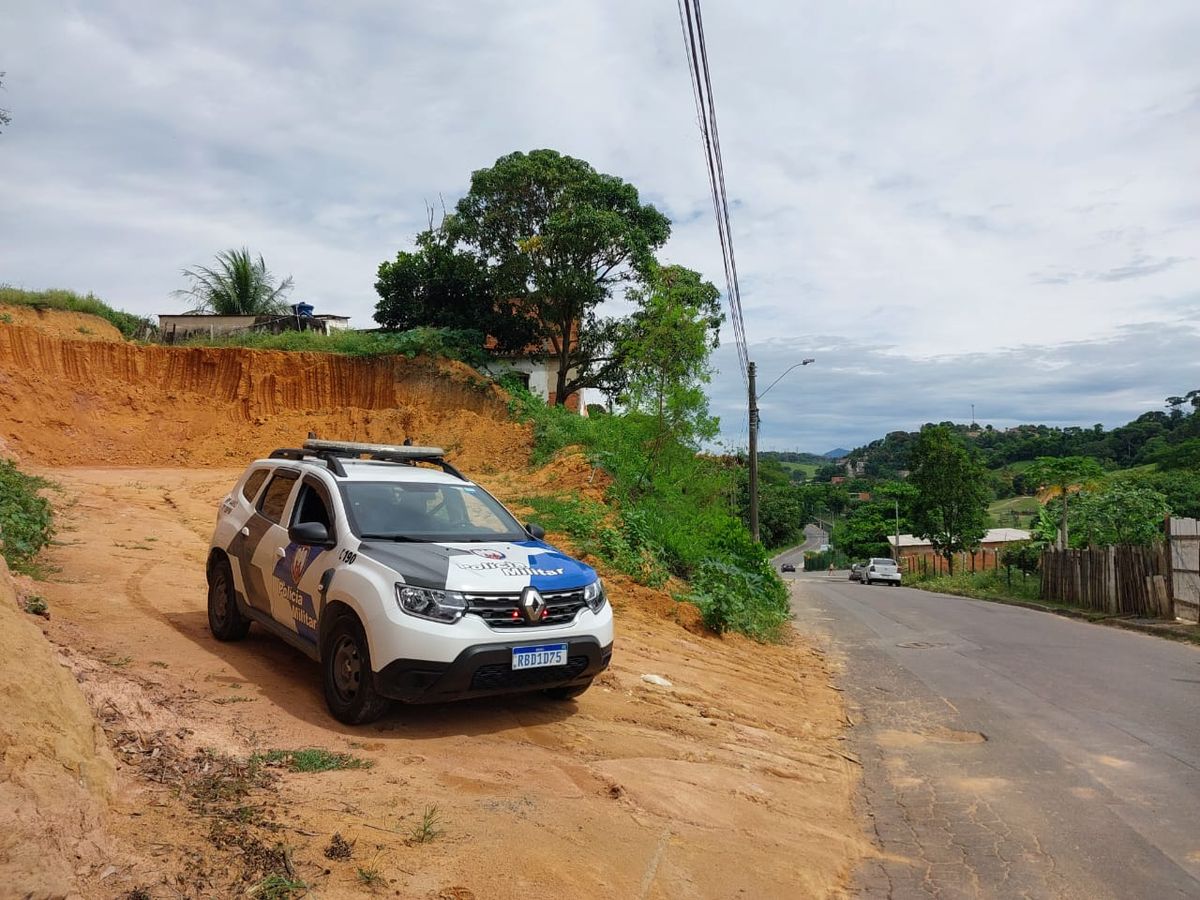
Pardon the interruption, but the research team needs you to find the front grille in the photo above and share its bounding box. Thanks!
[470,655,589,691]
[465,589,588,628]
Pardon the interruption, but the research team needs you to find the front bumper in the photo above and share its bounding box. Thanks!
[374,637,613,703]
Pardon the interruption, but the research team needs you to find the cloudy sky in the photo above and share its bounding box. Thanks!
[2,1,1198,453]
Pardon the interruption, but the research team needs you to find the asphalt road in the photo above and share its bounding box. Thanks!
[774,523,828,570]
[789,574,1200,899]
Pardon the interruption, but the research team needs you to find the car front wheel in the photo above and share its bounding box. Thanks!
[322,615,390,725]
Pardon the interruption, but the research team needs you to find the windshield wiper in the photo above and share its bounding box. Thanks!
[358,533,426,542]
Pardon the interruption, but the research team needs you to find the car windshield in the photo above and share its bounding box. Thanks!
[341,481,527,542]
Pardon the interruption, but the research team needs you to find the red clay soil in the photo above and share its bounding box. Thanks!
[0,321,529,471]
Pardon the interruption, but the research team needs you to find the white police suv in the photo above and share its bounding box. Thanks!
[206,440,613,724]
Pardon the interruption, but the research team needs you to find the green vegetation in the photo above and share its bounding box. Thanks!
[987,495,1039,529]
[1026,456,1105,548]
[908,426,990,574]
[253,748,373,773]
[409,805,443,844]
[248,874,308,899]
[183,325,489,366]
[905,568,1041,605]
[177,247,294,316]
[1032,483,1171,548]
[0,458,55,574]
[376,148,673,406]
[511,391,790,641]
[23,594,48,616]
[0,285,152,339]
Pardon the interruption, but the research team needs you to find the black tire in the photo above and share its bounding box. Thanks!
[543,679,594,701]
[208,557,251,641]
[322,614,390,725]
[864,577,872,586]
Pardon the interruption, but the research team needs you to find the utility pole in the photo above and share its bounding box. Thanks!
[894,498,901,564]
[748,361,759,542]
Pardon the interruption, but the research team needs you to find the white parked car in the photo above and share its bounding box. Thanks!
[206,440,614,723]
[862,557,902,586]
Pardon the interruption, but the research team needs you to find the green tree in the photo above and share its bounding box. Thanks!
[619,265,722,480]
[444,149,671,405]
[1026,456,1105,549]
[1071,484,1170,546]
[374,227,538,353]
[176,248,294,316]
[908,425,990,574]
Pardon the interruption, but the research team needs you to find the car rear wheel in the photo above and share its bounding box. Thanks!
[322,615,390,725]
[208,558,250,641]
[544,679,594,701]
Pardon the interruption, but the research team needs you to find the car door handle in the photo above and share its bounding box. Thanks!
[275,547,286,559]
[240,527,250,537]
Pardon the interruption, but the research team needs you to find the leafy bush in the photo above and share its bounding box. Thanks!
[905,568,1041,604]
[803,548,851,571]
[0,459,55,573]
[185,326,490,366]
[508,385,790,640]
[0,285,153,339]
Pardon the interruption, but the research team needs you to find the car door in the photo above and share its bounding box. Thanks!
[242,469,301,619]
[270,476,339,646]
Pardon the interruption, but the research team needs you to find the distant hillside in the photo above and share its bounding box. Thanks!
[838,396,1200,478]
[823,448,850,459]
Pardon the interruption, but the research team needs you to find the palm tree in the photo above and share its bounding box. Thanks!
[176,248,294,315]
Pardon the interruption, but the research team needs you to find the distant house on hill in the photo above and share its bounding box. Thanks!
[482,325,586,415]
[158,304,350,342]
[887,528,1031,572]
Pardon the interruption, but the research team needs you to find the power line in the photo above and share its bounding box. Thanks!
[676,0,749,387]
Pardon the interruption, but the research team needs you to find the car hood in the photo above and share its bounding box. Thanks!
[355,539,597,593]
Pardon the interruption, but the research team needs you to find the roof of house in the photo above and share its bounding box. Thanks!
[888,528,1031,549]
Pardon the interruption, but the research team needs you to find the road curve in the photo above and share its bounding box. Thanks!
[791,574,1200,899]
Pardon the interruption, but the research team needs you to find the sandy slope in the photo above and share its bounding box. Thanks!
[27,467,865,898]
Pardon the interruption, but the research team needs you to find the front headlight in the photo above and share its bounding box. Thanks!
[395,584,467,623]
[583,578,607,613]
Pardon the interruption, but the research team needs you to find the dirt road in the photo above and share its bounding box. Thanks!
[30,467,867,898]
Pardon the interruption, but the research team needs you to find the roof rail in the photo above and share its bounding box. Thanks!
[269,447,348,477]
[297,439,467,481]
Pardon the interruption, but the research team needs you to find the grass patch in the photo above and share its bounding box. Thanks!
[23,594,48,616]
[408,805,443,844]
[253,748,373,773]
[213,695,254,705]
[988,495,1039,529]
[905,568,1042,605]
[183,325,489,366]
[0,285,152,339]
[0,458,55,575]
[247,874,308,899]
[356,864,385,888]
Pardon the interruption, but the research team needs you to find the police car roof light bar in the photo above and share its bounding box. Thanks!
[299,439,467,481]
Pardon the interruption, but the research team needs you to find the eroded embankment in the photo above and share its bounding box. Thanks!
[0,322,529,471]
[0,558,115,897]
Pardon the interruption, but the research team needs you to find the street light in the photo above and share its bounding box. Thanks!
[748,358,815,542]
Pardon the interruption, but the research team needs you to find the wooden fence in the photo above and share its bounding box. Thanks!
[1168,518,1200,624]
[1040,545,1170,617]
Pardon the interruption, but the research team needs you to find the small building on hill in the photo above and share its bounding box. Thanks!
[158,305,350,343]
[887,528,1031,573]
[482,328,586,415]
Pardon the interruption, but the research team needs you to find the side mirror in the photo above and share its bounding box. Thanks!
[289,521,333,547]
[526,522,546,540]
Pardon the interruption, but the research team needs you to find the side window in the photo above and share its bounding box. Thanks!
[292,481,333,530]
[241,469,269,503]
[258,471,299,524]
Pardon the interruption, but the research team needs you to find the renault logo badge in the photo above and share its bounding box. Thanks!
[520,587,546,622]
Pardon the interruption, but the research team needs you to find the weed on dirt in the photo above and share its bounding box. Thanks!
[22,594,48,617]
[254,748,374,773]
[409,805,443,844]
